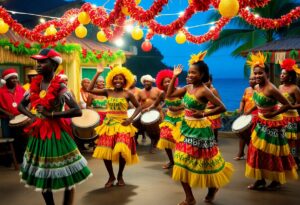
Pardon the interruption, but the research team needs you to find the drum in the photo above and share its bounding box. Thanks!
[127,108,141,122]
[9,114,31,128]
[141,110,161,138]
[232,115,253,140]
[71,109,100,140]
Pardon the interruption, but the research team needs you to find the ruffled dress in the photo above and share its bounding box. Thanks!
[172,92,233,188]
[245,91,298,184]
[93,97,138,164]
[20,78,91,192]
[157,98,183,150]
[282,92,300,157]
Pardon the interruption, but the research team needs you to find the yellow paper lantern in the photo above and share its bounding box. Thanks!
[0,19,9,34]
[45,25,57,36]
[78,11,91,25]
[131,26,143,40]
[97,30,108,42]
[218,0,239,18]
[175,32,186,44]
[75,24,87,38]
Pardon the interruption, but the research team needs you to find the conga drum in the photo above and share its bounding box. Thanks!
[71,109,100,140]
[232,115,253,143]
[9,114,31,128]
[141,110,161,140]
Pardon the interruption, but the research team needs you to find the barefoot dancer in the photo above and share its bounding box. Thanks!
[167,51,233,205]
[150,69,184,169]
[245,52,298,190]
[88,64,141,187]
[18,49,92,205]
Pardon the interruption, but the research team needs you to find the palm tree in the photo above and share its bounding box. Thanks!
[204,0,300,57]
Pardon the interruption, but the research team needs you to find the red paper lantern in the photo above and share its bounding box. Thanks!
[141,40,152,52]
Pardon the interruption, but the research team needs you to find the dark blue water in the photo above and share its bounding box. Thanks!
[213,78,248,111]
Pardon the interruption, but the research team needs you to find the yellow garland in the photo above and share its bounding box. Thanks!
[188,50,207,65]
[246,52,267,69]
[106,66,134,89]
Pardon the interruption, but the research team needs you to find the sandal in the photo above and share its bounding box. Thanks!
[177,199,196,205]
[267,181,281,191]
[204,188,219,203]
[247,180,266,190]
[233,155,246,160]
[162,162,174,169]
[104,178,116,188]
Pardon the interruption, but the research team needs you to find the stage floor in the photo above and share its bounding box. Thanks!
[0,134,299,205]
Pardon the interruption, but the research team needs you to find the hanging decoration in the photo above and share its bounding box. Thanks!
[141,40,152,52]
[97,30,108,42]
[0,0,299,45]
[175,31,186,44]
[131,26,143,40]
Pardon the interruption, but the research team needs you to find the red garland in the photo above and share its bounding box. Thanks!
[29,74,64,109]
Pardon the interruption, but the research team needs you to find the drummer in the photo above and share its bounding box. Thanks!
[149,69,184,169]
[0,68,26,163]
[137,74,162,152]
[87,64,141,187]
[87,76,107,124]
[79,78,91,109]
[234,74,257,160]
[23,68,37,91]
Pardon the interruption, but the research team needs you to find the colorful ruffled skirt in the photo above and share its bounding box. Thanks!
[20,119,92,192]
[283,110,300,157]
[172,117,233,188]
[157,110,183,150]
[206,109,222,129]
[93,116,139,164]
[246,114,298,184]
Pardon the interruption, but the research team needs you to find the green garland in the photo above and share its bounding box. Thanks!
[0,38,125,64]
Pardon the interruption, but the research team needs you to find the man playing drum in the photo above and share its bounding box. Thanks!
[0,68,26,163]
[137,74,162,153]
[234,74,257,160]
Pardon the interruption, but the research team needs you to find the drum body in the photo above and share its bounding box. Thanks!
[71,109,100,140]
[9,114,31,128]
[232,115,253,140]
[141,110,161,138]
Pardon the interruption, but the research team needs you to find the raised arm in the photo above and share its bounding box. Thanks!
[166,65,187,98]
[87,64,108,96]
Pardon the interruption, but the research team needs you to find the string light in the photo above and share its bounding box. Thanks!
[39,18,46,23]
[114,38,125,47]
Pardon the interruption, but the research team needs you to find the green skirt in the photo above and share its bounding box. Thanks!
[20,131,92,192]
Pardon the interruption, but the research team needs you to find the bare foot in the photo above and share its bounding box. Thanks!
[116,177,126,186]
[104,177,116,188]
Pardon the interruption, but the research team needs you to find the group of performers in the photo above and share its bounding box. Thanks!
[0,48,299,205]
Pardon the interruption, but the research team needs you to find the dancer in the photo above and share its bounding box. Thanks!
[150,69,184,169]
[88,64,141,188]
[245,52,298,190]
[18,48,91,205]
[279,58,300,166]
[167,51,233,205]
[205,75,222,142]
[234,74,257,160]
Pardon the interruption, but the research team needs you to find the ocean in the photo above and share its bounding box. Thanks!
[213,78,248,111]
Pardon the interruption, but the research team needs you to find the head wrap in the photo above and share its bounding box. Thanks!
[106,66,134,89]
[31,48,62,64]
[1,68,18,84]
[280,58,300,74]
[155,69,178,90]
[141,74,155,85]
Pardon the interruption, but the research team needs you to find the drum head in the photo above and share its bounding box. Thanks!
[232,115,253,132]
[71,109,100,128]
[141,110,160,125]
[9,114,29,125]
[127,108,141,121]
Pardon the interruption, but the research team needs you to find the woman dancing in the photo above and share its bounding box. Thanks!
[166,51,233,205]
